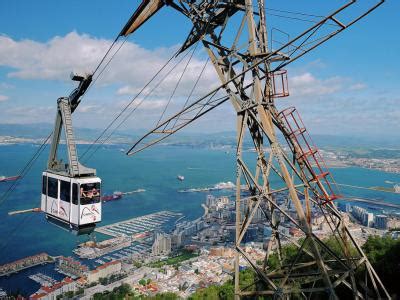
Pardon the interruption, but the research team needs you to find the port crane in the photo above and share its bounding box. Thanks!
[40,73,102,235]
[119,0,390,299]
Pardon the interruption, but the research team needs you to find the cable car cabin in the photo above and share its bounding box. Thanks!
[41,171,102,235]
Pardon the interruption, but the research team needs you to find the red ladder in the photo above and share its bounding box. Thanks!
[278,107,340,204]
[270,70,289,98]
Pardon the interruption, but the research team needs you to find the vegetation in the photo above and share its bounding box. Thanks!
[93,284,133,300]
[189,279,234,300]
[147,250,198,268]
[362,235,400,298]
[133,260,143,268]
[87,236,400,299]
[56,288,84,299]
[141,292,180,300]
[99,273,128,286]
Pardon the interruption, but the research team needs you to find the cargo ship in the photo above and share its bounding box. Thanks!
[0,175,20,182]
[101,191,123,202]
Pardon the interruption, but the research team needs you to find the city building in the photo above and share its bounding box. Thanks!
[30,277,76,299]
[171,231,184,249]
[57,256,89,279]
[152,233,172,256]
[86,260,122,284]
[0,253,51,276]
[375,215,388,230]
[351,206,374,227]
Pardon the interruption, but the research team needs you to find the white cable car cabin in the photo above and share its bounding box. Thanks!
[41,172,102,235]
[41,73,102,235]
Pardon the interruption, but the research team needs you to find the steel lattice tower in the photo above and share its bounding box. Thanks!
[124,0,390,298]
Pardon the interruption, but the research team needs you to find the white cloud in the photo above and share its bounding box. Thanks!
[0,106,54,123]
[349,83,367,91]
[0,82,14,90]
[76,104,102,113]
[0,33,107,80]
[0,32,218,99]
[289,72,345,97]
[0,33,387,137]
[136,99,167,110]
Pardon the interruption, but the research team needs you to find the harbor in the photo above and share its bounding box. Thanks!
[28,273,58,287]
[0,253,53,277]
[73,211,182,262]
[95,210,182,237]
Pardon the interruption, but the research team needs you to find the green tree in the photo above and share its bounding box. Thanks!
[143,292,179,300]
[362,235,400,298]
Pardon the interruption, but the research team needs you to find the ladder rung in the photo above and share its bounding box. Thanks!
[314,172,329,180]
[289,127,306,137]
[299,148,318,158]
[279,107,296,117]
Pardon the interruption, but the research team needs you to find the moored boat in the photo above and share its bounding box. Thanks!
[101,191,123,202]
[0,175,20,182]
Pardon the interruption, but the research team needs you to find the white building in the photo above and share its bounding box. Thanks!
[87,260,122,284]
[30,277,76,299]
[352,206,374,227]
[375,215,388,230]
[152,233,172,256]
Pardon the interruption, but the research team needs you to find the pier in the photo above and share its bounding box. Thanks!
[95,211,182,237]
[0,253,53,277]
[29,273,58,286]
[344,197,400,210]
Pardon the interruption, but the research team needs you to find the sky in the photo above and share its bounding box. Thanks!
[0,0,399,139]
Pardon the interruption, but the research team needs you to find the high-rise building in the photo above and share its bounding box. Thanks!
[351,206,374,227]
[364,212,374,227]
[375,215,388,230]
[152,233,172,256]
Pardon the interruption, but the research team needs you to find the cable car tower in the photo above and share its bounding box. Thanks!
[41,73,102,235]
[121,0,390,298]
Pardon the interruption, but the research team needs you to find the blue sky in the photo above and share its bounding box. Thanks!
[0,0,399,138]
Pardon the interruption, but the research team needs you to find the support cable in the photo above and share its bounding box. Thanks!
[82,49,194,162]
[266,12,339,27]
[172,57,210,128]
[0,37,123,207]
[156,41,200,127]
[0,213,35,256]
[92,35,122,76]
[267,7,327,19]
[80,47,183,160]
[0,133,51,207]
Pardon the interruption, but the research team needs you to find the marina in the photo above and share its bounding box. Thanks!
[73,211,180,260]
[0,288,6,297]
[0,253,53,277]
[95,210,182,237]
[28,273,58,287]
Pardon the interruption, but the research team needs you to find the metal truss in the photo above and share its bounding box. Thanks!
[125,0,390,298]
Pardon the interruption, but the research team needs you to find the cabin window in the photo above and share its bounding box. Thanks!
[72,183,78,205]
[47,177,58,198]
[60,180,71,202]
[80,182,101,205]
[42,176,47,194]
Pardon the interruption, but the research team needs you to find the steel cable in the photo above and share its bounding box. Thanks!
[80,47,184,161]
[82,49,194,163]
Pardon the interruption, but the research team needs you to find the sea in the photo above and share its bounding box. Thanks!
[0,143,400,296]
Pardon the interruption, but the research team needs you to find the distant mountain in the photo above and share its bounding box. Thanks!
[0,123,399,149]
[0,123,133,141]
